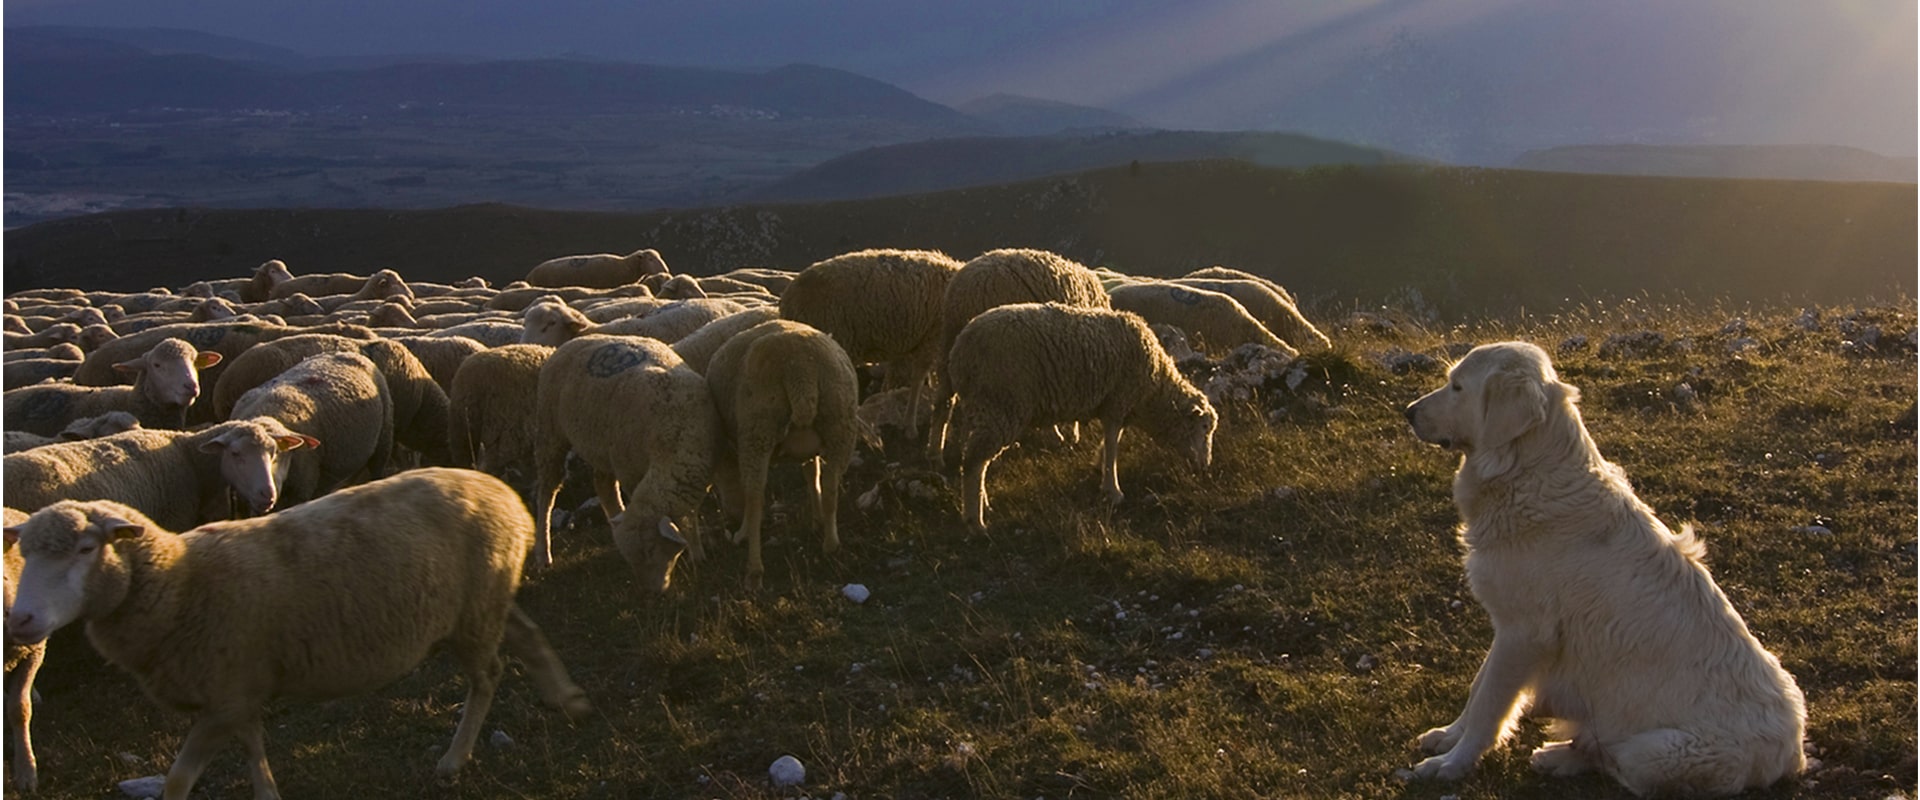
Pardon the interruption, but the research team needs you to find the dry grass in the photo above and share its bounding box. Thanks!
[19,298,1916,799]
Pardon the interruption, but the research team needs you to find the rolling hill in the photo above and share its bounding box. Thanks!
[7,161,1911,318]
[955,93,1144,136]
[1513,144,1917,183]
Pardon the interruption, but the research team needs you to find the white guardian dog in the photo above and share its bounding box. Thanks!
[1402,341,1805,797]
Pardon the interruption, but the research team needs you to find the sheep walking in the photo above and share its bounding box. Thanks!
[706,321,859,583]
[230,352,396,509]
[3,468,592,800]
[531,335,718,591]
[4,507,43,792]
[3,418,315,529]
[778,249,962,444]
[945,303,1218,531]
[927,248,1112,463]
[3,338,221,436]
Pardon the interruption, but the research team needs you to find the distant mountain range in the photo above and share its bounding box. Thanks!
[746,130,1419,203]
[1514,144,1917,184]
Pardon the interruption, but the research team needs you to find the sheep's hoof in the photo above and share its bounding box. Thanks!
[820,535,840,554]
[1103,489,1125,506]
[529,550,553,570]
[560,692,594,723]
[728,527,747,545]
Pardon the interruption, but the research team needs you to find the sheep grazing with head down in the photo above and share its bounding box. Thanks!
[945,303,1217,532]
[526,248,669,289]
[3,417,314,528]
[230,352,395,510]
[927,248,1111,462]
[2,468,592,800]
[1106,281,1299,357]
[778,249,963,443]
[1172,274,1330,352]
[705,320,859,584]
[4,338,222,436]
[530,335,717,591]
[448,344,553,476]
[4,506,43,793]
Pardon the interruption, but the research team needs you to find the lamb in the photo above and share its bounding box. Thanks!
[530,335,717,590]
[944,303,1217,531]
[3,417,314,526]
[4,322,79,351]
[4,338,222,435]
[1106,281,1299,357]
[210,333,452,465]
[241,259,296,302]
[704,320,858,582]
[1171,276,1331,351]
[448,344,552,476]
[927,248,1112,462]
[778,249,963,442]
[671,307,782,374]
[3,506,42,792]
[526,248,670,289]
[230,352,396,509]
[392,335,487,394]
[2,468,592,800]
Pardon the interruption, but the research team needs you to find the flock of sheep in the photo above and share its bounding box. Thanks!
[0,245,1326,798]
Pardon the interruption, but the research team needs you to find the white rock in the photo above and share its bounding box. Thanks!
[491,729,514,748]
[1392,768,1416,782]
[1791,525,1834,536]
[842,583,871,604]
[769,754,806,787]
[118,776,166,800]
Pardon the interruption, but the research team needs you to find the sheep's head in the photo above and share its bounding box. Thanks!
[256,259,295,284]
[40,323,81,345]
[520,299,589,346]
[276,293,326,317]
[77,325,119,353]
[365,269,415,301]
[59,411,140,441]
[200,419,318,515]
[1159,390,1217,472]
[116,338,221,414]
[609,512,689,594]
[4,500,152,645]
[367,298,417,328]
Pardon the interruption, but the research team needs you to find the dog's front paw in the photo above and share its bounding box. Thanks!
[1412,753,1475,782]
[1528,741,1592,777]
[1416,724,1462,755]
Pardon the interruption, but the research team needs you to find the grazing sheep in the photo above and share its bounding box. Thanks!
[2,469,592,800]
[927,248,1112,462]
[4,338,221,435]
[210,334,452,465]
[779,249,963,442]
[945,303,1217,531]
[1172,276,1331,351]
[3,506,42,793]
[526,248,669,289]
[2,357,80,390]
[1107,281,1298,357]
[530,335,717,589]
[231,352,396,509]
[1182,266,1299,304]
[3,418,314,525]
[4,323,80,351]
[671,307,782,375]
[705,320,859,583]
[4,342,83,363]
[448,344,552,475]
[392,335,487,394]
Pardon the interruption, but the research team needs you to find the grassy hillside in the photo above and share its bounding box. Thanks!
[6,162,1912,318]
[19,299,1915,799]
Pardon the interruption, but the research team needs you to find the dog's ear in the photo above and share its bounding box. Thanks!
[1472,366,1547,479]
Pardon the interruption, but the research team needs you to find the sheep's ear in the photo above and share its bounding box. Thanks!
[198,432,232,453]
[111,358,145,374]
[275,434,318,452]
[97,516,144,542]
[194,351,223,369]
[568,317,591,334]
[657,517,687,545]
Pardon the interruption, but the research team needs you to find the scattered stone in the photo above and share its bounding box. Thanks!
[118,776,166,800]
[1599,331,1666,359]
[1726,337,1759,354]
[490,729,515,749]
[1353,654,1378,672]
[769,755,806,787]
[842,583,871,604]
[1720,318,1748,336]
[1381,348,1440,375]
[1791,525,1834,536]
[1841,325,1884,355]
[1795,307,1821,331]
[117,752,143,766]
[1270,486,1297,502]
[1671,382,1698,409]
[1557,335,1589,354]
[856,484,882,510]
[1392,768,1416,782]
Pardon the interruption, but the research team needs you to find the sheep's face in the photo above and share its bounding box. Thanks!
[5,502,144,646]
[368,269,415,301]
[520,301,584,346]
[117,340,222,411]
[610,513,687,594]
[256,260,295,285]
[1168,396,1218,471]
[203,421,317,515]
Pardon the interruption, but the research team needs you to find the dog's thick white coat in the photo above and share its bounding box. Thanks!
[1404,342,1805,797]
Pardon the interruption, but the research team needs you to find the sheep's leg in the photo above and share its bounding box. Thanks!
[502,605,592,721]
[6,650,42,792]
[924,369,953,466]
[957,410,1012,534]
[737,444,773,586]
[437,650,505,777]
[238,719,281,800]
[591,471,624,524]
[818,446,851,555]
[162,715,241,800]
[529,435,569,568]
[1100,423,1125,505]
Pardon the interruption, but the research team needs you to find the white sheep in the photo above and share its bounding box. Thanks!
[522,297,743,347]
[670,307,782,375]
[3,417,315,526]
[240,259,296,302]
[210,334,452,466]
[530,335,717,590]
[927,248,1112,462]
[3,322,79,351]
[266,267,411,302]
[1106,281,1299,357]
[3,342,83,363]
[3,338,222,435]
[391,335,487,394]
[2,468,592,800]
[778,249,963,443]
[4,506,43,792]
[1172,275,1331,351]
[230,351,396,510]
[525,248,669,289]
[713,267,796,295]
[705,320,859,583]
[448,344,553,476]
[944,303,1217,531]
[428,320,527,348]
[2,357,79,390]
